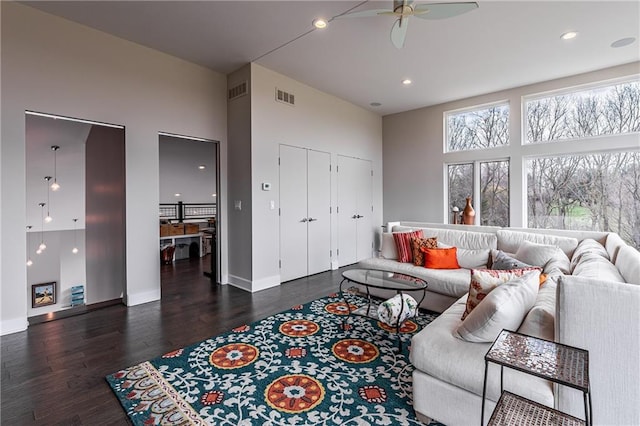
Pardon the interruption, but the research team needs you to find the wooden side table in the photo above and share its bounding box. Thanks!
[481,329,592,426]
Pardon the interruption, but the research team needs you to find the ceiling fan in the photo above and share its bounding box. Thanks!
[336,1,479,49]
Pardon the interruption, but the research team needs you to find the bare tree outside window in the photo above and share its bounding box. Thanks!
[525,79,640,248]
[446,103,509,152]
[480,161,509,227]
[448,164,473,221]
[527,152,640,248]
[526,81,640,143]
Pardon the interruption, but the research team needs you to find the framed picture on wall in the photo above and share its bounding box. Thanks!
[32,282,56,308]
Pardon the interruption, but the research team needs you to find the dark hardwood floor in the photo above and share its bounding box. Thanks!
[1,256,345,425]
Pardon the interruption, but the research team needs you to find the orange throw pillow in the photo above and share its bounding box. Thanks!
[422,247,460,269]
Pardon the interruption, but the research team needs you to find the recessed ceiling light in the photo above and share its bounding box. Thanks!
[313,18,328,29]
[174,193,181,197]
[370,102,382,107]
[560,31,578,40]
[611,37,636,48]
[402,79,412,85]
[198,165,206,170]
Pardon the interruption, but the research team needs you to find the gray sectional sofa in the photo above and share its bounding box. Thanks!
[356,221,640,426]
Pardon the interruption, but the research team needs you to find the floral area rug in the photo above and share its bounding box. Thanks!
[106,292,443,425]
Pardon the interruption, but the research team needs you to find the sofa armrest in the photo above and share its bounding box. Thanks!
[555,275,640,423]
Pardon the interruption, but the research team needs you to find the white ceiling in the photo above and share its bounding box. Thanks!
[22,1,640,115]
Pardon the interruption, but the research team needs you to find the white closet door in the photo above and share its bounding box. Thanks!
[337,155,359,266]
[307,150,331,275]
[356,159,373,261]
[279,145,308,282]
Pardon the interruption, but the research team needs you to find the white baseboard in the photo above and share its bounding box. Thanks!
[228,274,280,293]
[0,317,29,336]
[251,274,280,292]
[227,274,252,292]
[126,288,161,306]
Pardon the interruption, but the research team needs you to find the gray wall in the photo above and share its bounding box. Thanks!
[226,64,253,285]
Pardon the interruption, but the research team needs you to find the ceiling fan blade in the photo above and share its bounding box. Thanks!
[390,17,409,49]
[413,2,478,20]
[335,8,393,19]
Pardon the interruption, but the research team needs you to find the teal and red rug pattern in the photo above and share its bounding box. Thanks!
[106,293,441,425]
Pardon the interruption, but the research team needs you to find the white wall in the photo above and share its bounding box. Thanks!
[383,62,640,225]
[1,2,227,335]
[250,63,383,291]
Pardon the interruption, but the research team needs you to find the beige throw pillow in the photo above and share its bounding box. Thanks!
[515,240,571,275]
[455,270,541,343]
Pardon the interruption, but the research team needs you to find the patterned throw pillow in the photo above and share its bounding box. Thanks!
[461,267,541,320]
[411,237,438,266]
[393,230,424,263]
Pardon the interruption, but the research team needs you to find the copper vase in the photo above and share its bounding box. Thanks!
[462,197,475,225]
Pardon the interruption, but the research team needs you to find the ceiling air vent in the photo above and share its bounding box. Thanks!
[228,81,248,101]
[275,88,295,106]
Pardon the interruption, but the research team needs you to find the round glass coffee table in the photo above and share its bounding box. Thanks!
[339,268,428,348]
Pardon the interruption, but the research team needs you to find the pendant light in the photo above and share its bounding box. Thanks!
[37,202,47,253]
[44,176,53,223]
[26,225,34,266]
[50,145,61,191]
[72,218,79,254]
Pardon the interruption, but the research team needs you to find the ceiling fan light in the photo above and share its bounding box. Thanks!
[313,18,328,29]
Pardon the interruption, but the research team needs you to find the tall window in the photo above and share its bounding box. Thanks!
[446,102,510,226]
[527,152,640,247]
[446,102,509,152]
[525,78,640,248]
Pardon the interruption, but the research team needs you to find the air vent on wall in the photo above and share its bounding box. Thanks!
[228,81,248,101]
[275,88,295,106]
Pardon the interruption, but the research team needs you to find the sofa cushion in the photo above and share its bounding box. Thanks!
[380,233,398,260]
[455,271,540,343]
[491,249,531,270]
[357,257,471,298]
[395,226,498,250]
[410,296,554,403]
[517,276,557,342]
[462,267,541,320]
[497,229,578,258]
[439,242,490,269]
[604,232,626,264]
[570,238,610,272]
[393,230,424,263]
[615,244,640,284]
[411,237,438,266]
[514,240,571,275]
[422,247,460,269]
[573,252,625,282]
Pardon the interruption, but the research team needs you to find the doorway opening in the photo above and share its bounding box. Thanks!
[158,133,220,287]
[25,111,126,323]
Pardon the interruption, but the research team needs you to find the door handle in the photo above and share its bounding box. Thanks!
[356,215,364,218]
[301,218,308,222]
[352,214,358,219]
[308,218,317,222]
